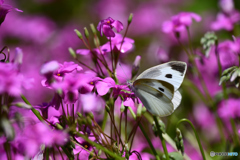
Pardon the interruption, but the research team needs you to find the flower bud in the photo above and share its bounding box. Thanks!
[86,116,92,126]
[152,119,166,136]
[68,47,76,59]
[142,106,146,114]
[128,13,133,25]
[90,23,97,35]
[84,27,89,39]
[137,103,142,117]
[175,128,184,155]
[93,36,100,47]
[55,123,63,130]
[74,29,83,39]
[132,55,141,78]
[77,112,83,118]
[13,47,23,67]
[120,101,125,113]
[86,112,94,120]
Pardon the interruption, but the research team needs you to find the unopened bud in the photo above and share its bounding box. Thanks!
[74,29,83,39]
[90,23,97,35]
[86,116,92,126]
[175,128,184,155]
[128,13,133,25]
[86,112,94,120]
[94,36,100,47]
[77,112,83,118]
[84,27,89,39]
[120,101,125,113]
[69,47,76,59]
[137,103,142,117]
[132,55,141,78]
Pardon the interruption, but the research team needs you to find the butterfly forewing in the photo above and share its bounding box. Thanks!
[132,80,174,116]
[136,61,187,91]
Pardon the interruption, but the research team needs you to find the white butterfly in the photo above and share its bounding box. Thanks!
[129,61,187,117]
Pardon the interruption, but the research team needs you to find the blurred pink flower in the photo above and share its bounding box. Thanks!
[162,12,201,33]
[73,137,93,159]
[80,93,105,112]
[218,98,240,119]
[219,0,234,13]
[0,61,33,96]
[211,11,240,31]
[0,0,22,25]
[12,122,68,157]
[97,17,123,37]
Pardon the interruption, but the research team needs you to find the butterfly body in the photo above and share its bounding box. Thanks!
[130,61,187,117]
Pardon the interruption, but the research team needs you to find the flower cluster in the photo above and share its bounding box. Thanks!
[1,1,240,160]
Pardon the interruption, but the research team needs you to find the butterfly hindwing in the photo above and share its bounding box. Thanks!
[132,79,174,116]
[172,90,182,110]
[136,61,187,91]
[133,79,174,100]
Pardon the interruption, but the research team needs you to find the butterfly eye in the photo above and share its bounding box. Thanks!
[165,74,172,78]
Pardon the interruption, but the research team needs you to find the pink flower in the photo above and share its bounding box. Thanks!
[80,93,105,112]
[0,0,22,25]
[218,98,240,119]
[211,11,240,31]
[0,62,33,96]
[97,17,123,37]
[105,33,135,54]
[162,12,201,33]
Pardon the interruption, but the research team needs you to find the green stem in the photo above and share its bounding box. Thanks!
[76,132,124,159]
[153,116,169,160]
[101,109,108,131]
[139,123,161,160]
[21,95,44,121]
[230,118,240,145]
[176,118,206,160]
[45,147,49,160]
[215,42,228,99]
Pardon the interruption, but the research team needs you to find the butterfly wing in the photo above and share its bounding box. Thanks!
[172,90,182,110]
[136,61,187,91]
[132,79,174,116]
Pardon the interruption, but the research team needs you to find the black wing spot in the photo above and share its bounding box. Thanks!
[165,74,172,78]
[158,87,164,92]
[169,62,186,75]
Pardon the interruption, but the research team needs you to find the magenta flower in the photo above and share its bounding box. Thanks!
[0,62,33,96]
[106,33,135,53]
[162,12,201,33]
[218,98,240,119]
[0,0,22,25]
[80,93,105,112]
[12,122,68,157]
[97,17,123,37]
[55,61,83,76]
[211,11,240,31]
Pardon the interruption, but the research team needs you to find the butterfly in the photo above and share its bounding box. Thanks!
[129,61,187,117]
